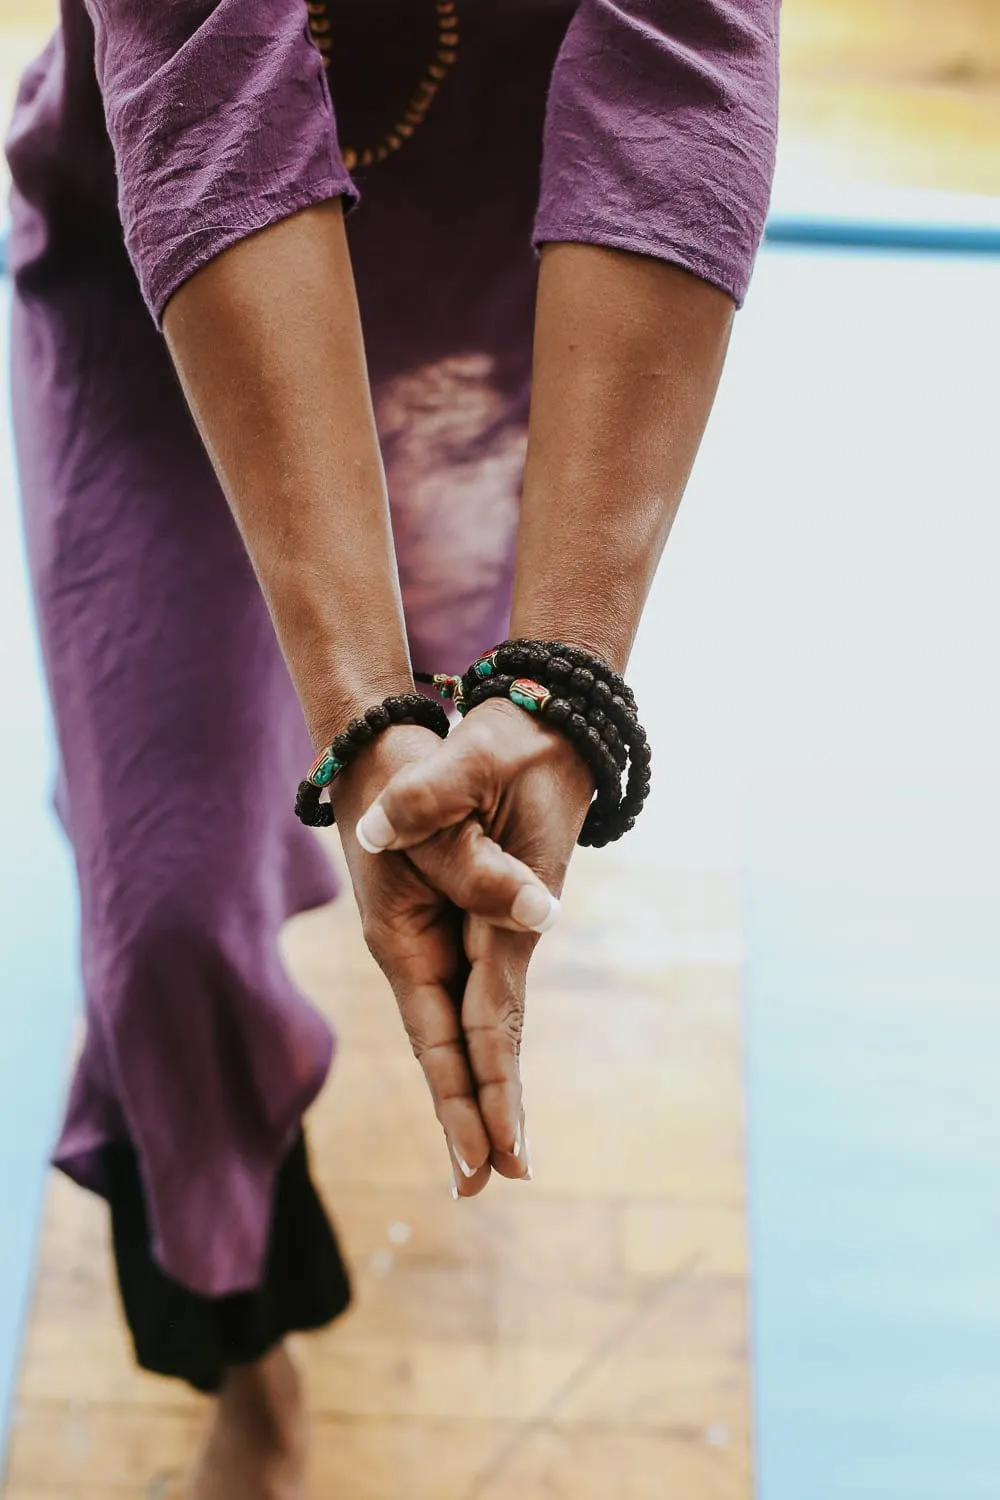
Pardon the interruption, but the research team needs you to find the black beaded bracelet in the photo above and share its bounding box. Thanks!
[460,672,624,844]
[294,693,450,829]
[475,639,637,716]
[418,640,651,847]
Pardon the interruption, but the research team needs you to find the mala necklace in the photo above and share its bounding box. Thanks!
[307,0,460,171]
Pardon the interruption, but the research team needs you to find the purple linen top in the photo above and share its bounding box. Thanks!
[5,0,778,1297]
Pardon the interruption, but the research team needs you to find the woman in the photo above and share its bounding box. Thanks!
[6,0,778,1494]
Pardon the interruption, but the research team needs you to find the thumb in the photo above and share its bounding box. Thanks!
[409,820,562,935]
[354,732,561,936]
[355,732,493,853]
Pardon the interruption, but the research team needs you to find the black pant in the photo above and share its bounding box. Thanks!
[104,1133,351,1393]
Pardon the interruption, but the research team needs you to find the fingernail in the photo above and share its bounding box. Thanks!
[523,1129,534,1181]
[512,1115,524,1159]
[510,885,561,934]
[453,1148,477,1179]
[356,802,396,854]
[450,1166,459,1201]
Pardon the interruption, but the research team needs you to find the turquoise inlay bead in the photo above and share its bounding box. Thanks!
[308,753,342,787]
[509,678,551,714]
[432,673,462,700]
[472,650,499,679]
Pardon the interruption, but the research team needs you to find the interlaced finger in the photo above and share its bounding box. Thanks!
[385,967,494,1196]
[460,918,534,1181]
[407,819,560,934]
[356,732,491,852]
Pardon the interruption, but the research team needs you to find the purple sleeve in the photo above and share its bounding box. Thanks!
[534,0,780,306]
[84,0,356,321]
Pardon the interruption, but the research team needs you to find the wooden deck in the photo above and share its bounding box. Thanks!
[3,853,750,1498]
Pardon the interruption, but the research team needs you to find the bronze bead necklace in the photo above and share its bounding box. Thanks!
[306,0,460,170]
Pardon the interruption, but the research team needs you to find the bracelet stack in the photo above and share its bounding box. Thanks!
[294,693,449,828]
[294,647,650,846]
[419,639,651,848]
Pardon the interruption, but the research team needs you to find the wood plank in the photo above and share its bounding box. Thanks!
[470,1424,750,1500]
[620,1198,748,1278]
[4,1405,747,1500]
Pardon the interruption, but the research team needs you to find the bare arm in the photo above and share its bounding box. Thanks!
[162,200,412,746]
[511,243,734,669]
[162,200,559,1192]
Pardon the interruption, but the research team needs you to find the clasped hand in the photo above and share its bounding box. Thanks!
[328,698,594,1198]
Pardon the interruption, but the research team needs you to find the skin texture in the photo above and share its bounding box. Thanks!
[162,201,735,1494]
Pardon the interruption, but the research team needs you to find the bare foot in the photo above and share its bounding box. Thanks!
[187,1343,308,1500]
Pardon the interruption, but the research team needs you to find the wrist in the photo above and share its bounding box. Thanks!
[304,670,419,752]
[296,693,450,832]
[254,558,414,750]
[505,611,636,676]
[327,720,444,824]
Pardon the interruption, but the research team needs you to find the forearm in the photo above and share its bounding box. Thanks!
[510,244,734,671]
[163,201,411,746]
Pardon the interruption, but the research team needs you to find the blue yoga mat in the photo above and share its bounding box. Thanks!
[0,291,80,1460]
[747,778,1000,1500]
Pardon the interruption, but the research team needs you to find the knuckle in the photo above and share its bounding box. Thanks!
[460,723,503,774]
[445,726,496,783]
[400,1012,431,1059]
[359,913,403,979]
[465,700,532,756]
[359,914,386,962]
[359,904,390,949]
[393,777,443,835]
[456,719,493,755]
[494,1001,524,1053]
[464,860,504,912]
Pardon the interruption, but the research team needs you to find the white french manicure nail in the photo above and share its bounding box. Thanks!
[454,1150,477,1179]
[356,802,396,854]
[510,886,561,934]
[450,1167,459,1201]
[512,1116,523,1159]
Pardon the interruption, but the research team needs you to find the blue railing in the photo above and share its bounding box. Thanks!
[764,214,1000,254]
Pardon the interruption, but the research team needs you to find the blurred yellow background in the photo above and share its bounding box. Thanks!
[3,0,1000,198]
